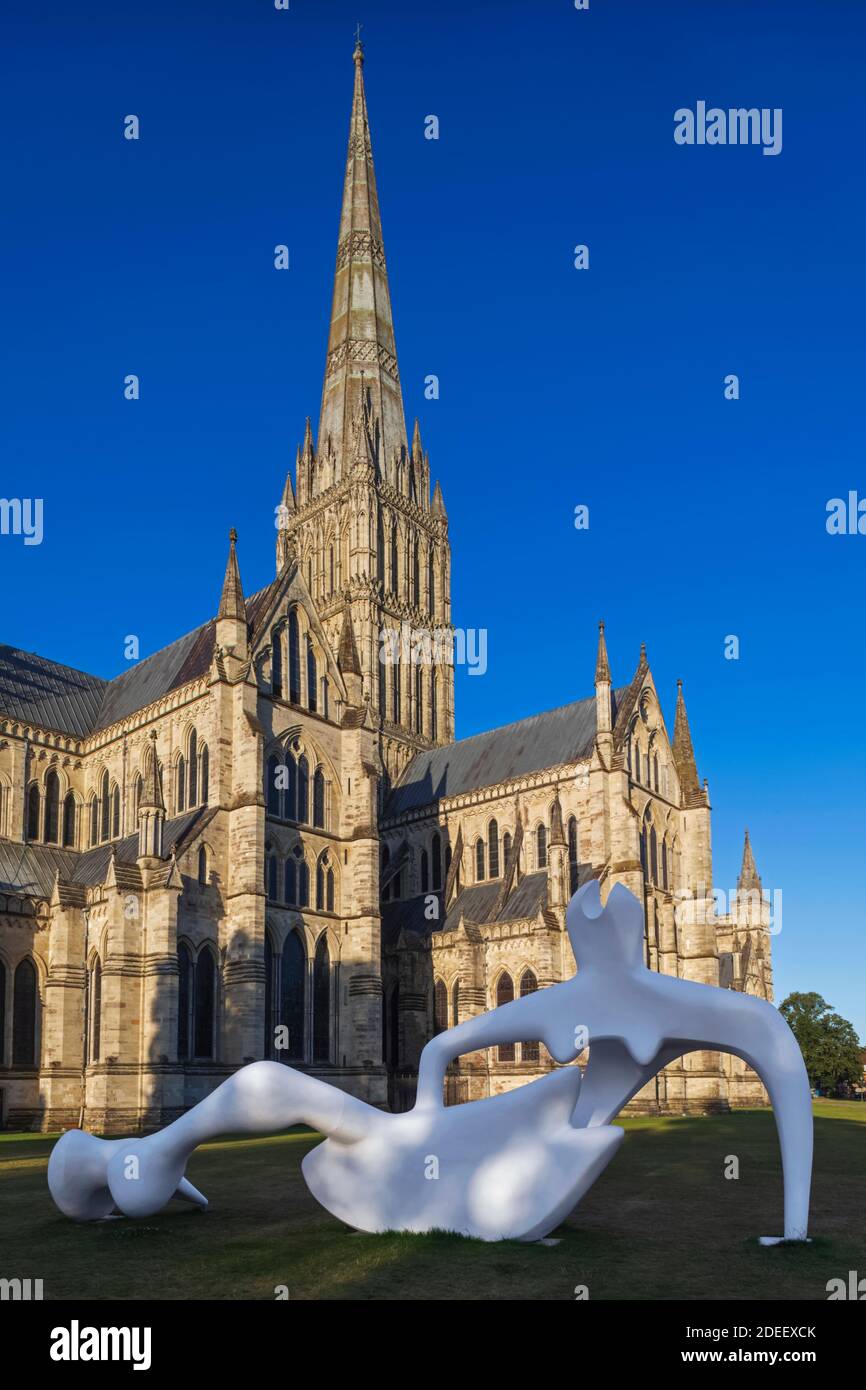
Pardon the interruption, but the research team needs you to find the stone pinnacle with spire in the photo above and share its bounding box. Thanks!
[316,37,408,482]
[672,678,701,801]
[216,527,248,661]
[139,731,165,812]
[594,620,612,735]
[138,730,166,863]
[595,620,611,684]
[737,828,762,894]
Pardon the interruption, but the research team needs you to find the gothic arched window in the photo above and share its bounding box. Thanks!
[267,754,281,816]
[434,978,447,1035]
[26,783,40,841]
[496,974,515,1061]
[316,860,325,911]
[488,820,499,878]
[281,931,306,1061]
[430,669,437,740]
[392,661,400,724]
[187,729,198,806]
[412,539,420,608]
[288,610,301,704]
[44,771,60,844]
[271,625,283,698]
[428,549,435,613]
[61,793,75,849]
[86,956,101,1065]
[567,816,579,896]
[431,833,442,891]
[194,948,216,1059]
[377,514,385,584]
[111,785,120,838]
[653,754,659,793]
[520,970,540,1062]
[312,933,330,1063]
[100,767,109,839]
[198,846,208,886]
[286,751,297,821]
[313,767,325,828]
[89,796,98,848]
[200,744,209,804]
[503,830,512,868]
[390,521,398,592]
[420,849,429,893]
[326,867,335,913]
[132,775,142,818]
[414,663,423,734]
[13,957,38,1066]
[177,944,192,1061]
[378,661,387,720]
[176,757,186,815]
[451,977,460,1027]
[306,637,317,713]
[298,856,310,908]
[268,855,278,901]
[536,823,547,869]
[284,856,297,905]
[475,838,485,882]
[650,825,658,886]
[662,837,669,891]
[297,755,309,824]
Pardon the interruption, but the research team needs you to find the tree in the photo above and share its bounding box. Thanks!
[779,992,862,1092]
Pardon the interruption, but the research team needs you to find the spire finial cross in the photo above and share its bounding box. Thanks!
[354,22,363,49]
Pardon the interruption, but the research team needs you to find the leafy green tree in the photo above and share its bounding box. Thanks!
[779,992,862,1091]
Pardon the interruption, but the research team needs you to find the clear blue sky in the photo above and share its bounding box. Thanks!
[1,1,863,1035]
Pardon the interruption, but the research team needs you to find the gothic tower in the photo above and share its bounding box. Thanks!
[276,39,454,784]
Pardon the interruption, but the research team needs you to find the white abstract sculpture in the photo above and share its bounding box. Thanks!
[48,881,812,1243]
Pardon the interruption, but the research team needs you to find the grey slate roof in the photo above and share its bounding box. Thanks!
[0,582,280,738]
[0,647,106,737]
[381,870,549,946]
[0,808,214,898]
[0,840,79,898]
[384,690,625,818]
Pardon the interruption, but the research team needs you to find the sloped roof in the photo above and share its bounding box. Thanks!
[0,647,106,737]
[0,839,79,898]
[384,691,625,818]
[0,808,215,899]
[380,870,549,947]
[0,583,279,738]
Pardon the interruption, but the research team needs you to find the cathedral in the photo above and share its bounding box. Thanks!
[0,42,772,1133]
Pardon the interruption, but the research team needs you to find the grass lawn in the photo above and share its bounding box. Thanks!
[1,1101,862,1300]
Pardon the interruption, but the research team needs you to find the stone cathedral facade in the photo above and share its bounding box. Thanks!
[0,43,772,1133]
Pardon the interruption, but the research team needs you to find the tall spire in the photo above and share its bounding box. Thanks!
[216,527,248,663]
[737,828,762,894]
[218,528,245,621]
[672,679,701,800]
[431,479,447,519]
[317,38,407,480]
[594,620,611,684]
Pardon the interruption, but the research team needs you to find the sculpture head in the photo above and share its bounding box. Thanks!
[566,880,646,974]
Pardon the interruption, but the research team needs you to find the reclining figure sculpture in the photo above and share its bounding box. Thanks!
[48,880,813,1243]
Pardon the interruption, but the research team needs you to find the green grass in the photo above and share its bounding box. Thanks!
[1,1102,863,1300]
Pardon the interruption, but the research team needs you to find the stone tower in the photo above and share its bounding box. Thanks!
[275,40,454,787]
